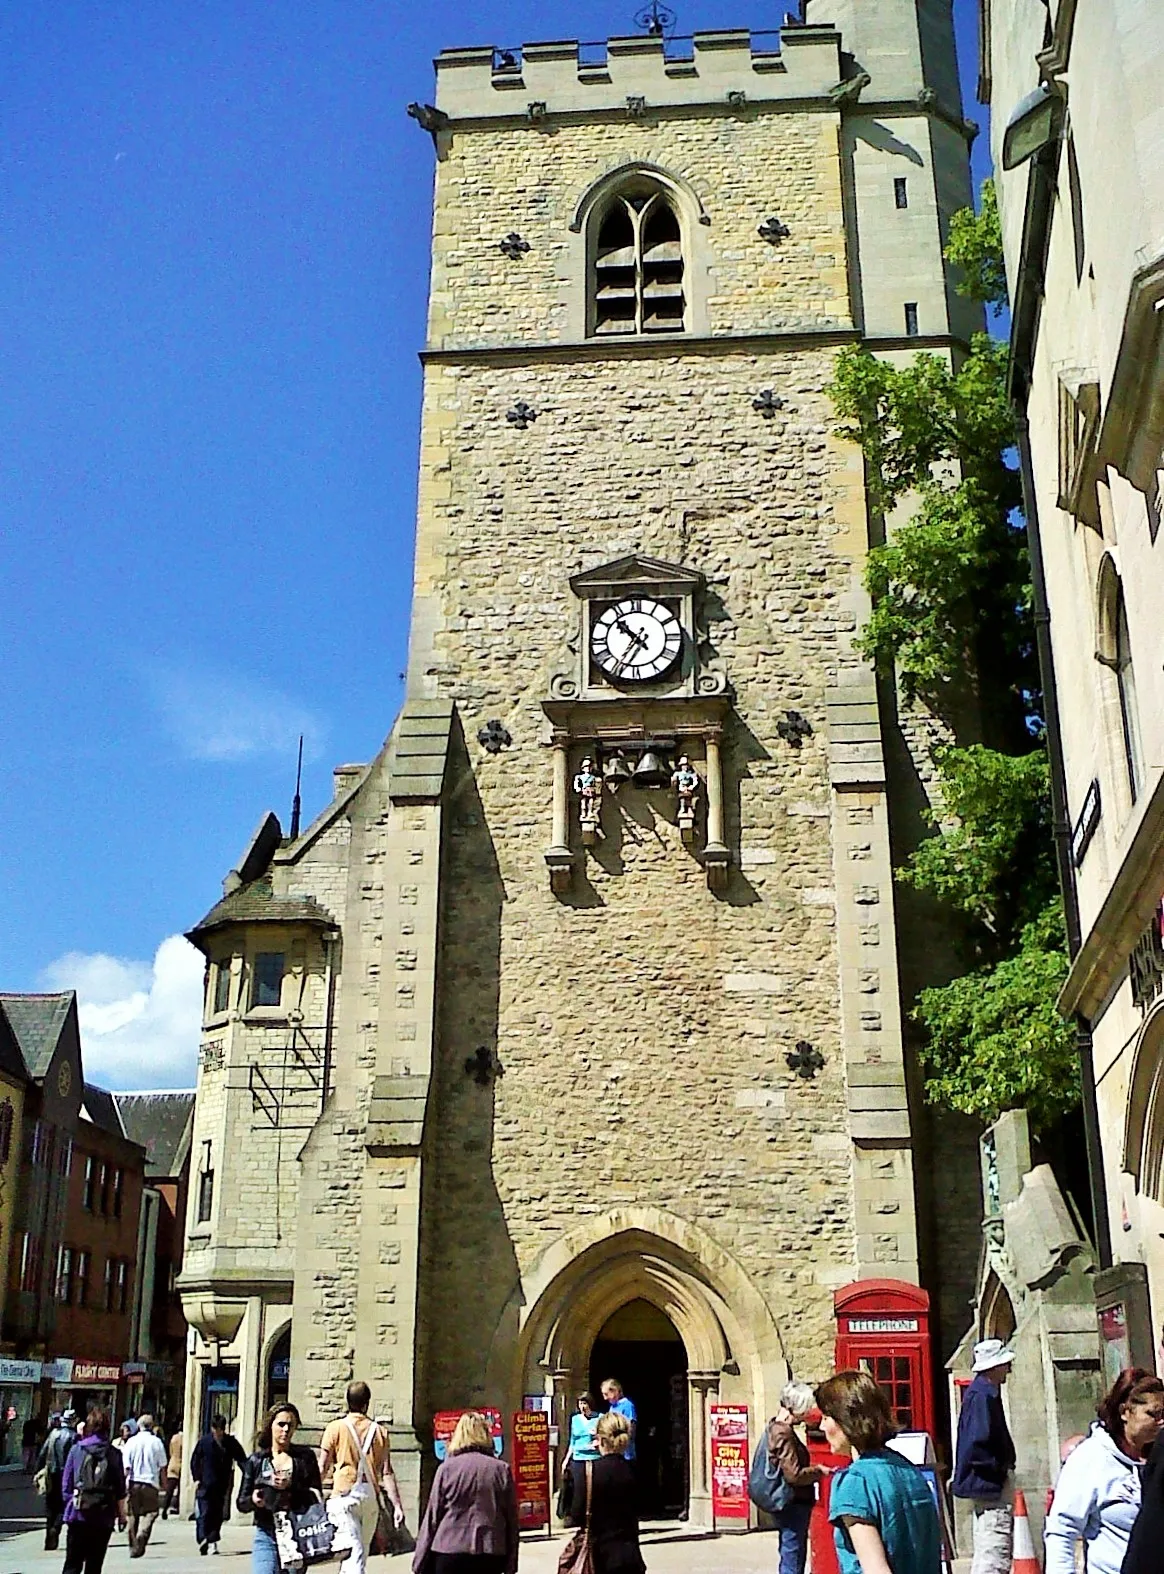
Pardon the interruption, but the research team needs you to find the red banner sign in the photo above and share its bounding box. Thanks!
[512,1410,550,1530]
[72,1362,122,1385]
[432,1408,504,1461]
[710,1404,750,1524]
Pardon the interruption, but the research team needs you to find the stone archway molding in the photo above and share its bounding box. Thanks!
[1123,998,1164,1190]
[484,1206,788,1416]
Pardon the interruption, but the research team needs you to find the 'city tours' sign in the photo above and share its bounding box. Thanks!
[0,1359,43,1384]
[73,1362,122,1385]
[432,1409,504,1461]
[710,1404,750,1524]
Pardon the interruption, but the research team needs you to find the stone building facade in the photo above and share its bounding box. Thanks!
[180,5,985,1521]
[983,0,1164,1381]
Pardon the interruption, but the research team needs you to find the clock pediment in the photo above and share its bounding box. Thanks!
[569,554,705,600]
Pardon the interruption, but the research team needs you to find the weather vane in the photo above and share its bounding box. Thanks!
[634,1,677,36]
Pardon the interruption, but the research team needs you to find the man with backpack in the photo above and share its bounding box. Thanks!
[38,1407,78,1551]
[59,1405,127,1574]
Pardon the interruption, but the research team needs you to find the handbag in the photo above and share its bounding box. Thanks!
[749,1425,794,1515]
[275,1492,340,1569]
[371,1488,415,1557]
[34,1466,49,1497]
[556,1460,575,1521]
[557,1461,595,1574]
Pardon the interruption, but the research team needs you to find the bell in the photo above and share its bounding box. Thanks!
[603,753,633,790]
[632,749,670,788]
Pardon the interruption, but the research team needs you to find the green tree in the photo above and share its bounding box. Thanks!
[826,182,1076,1131]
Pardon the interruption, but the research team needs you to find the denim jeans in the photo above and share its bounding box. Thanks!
[252,1524,280,1574]
[776,1500,813,1574]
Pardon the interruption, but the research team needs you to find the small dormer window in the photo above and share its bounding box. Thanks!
[592,184,685,337]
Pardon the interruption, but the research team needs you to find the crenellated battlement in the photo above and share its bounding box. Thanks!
[433,25,843,122]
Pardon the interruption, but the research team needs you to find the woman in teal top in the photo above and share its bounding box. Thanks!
[816,1371,941,1574]
[566,1393,601,1466]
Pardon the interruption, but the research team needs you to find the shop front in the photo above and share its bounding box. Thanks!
[0,1358,43,1468]
[43,1358,75,1422]
[69,1361,123,1424]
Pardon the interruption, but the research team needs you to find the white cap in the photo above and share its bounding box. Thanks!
[972,1338,1016,1373]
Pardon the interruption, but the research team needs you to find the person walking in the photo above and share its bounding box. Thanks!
[1044,1367,1164,1574]
[561,1393,600,1518]
[599,1379,636,1464]
[161,1427,182,1518]
[191,1413,235,1555]
[952,1338,1018,1574]
[39,1408,79,1551]
[59,1405,129,1574]
[1124,1389,1164,1574]
[23,1412,43,1473]
[760,1381,828,1574]
[237,1402,322,1574]
[412,1409,519,1574]
[320,1380,406,1574]
[816,1370,941,1574]
[565,1410,644,1574]
[122,1414,168,1557]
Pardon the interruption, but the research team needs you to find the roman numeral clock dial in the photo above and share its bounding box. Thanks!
[590,597,683,682]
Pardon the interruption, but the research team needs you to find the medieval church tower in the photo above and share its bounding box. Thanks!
[179,3,982,1521]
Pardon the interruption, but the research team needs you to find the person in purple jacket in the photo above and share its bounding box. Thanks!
[60,1405,128,1574]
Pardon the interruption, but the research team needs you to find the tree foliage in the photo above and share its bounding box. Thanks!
[945,178,1008,312]
[825,183,1075,1131]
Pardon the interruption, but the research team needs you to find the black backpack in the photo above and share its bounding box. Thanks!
[75,1443,119,1514]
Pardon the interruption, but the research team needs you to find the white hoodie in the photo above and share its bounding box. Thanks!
[1044,1422,1143,1574]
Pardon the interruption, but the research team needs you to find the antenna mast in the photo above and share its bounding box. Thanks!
[290,734,304,839]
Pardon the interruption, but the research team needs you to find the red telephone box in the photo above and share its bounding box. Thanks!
[834,1279,934,1437]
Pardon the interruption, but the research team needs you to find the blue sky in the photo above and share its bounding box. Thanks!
[0,1,985,1085]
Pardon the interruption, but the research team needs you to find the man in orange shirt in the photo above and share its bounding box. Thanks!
[319,1381,405,1574]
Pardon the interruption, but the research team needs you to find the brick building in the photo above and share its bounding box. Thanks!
[180,3,987,1523]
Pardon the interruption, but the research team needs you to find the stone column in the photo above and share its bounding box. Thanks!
[545,732,575,891]
[702,732,729,891]
[687,1370,720,1528]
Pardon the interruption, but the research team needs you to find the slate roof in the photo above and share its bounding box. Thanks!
[115,1091,195,1177]
[187,878,335,942]
[0,992,75,1079]
[82,1082,126,1139]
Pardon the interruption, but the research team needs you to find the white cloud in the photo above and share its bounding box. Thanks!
[39,935,204,1090]
[147,664,323,763]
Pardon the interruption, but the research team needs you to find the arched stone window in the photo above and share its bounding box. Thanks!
[1096,555,1144,803]
[591,181,686,338]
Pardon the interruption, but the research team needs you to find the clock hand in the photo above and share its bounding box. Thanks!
[614,619,649,651]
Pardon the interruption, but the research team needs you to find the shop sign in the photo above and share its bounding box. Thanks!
[1130,901,1164,1012]
[710,1404,750,1524]
[73,1362,121,1385]
[512,1410,550,1530]
[146,1362,174,1383]
[43,1359,74,1384]
[432,1408,503,1461]
[0,1359,42,1384]
[124,1363,148,1379]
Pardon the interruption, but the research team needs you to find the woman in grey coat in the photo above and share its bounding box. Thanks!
[413,1411,519,1574]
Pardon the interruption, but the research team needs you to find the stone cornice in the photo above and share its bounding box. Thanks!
[1060,769,1164,1019]
[420,329,969,368]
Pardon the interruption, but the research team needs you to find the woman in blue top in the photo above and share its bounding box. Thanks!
[816,1371,941,1574]
[561,1393,600,1518]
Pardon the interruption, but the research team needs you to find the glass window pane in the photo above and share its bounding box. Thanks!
[253,953,285,1008]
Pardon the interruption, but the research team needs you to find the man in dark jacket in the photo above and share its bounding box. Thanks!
[190,1414,244,1555]
[38,1408,78,1550]
[953,1338,1017,1574]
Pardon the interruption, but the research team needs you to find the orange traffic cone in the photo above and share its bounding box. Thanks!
[1012,1489,1040,1574]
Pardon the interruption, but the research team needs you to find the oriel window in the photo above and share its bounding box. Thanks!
[213,959,232,1015]
[592,187,685,337]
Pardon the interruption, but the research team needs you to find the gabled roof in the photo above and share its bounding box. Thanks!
[0,993,75,1080]
[114,1092,195,1178]
[569,554,705,597]
[186,878,336,948]
[0,1007,29,1085]
[81,1082,126,1139]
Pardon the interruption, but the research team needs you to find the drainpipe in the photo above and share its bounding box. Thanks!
[1014,407,1112,1269]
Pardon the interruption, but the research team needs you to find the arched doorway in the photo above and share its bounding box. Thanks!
[590,1299,688,1518]
[265,1326,291,1414]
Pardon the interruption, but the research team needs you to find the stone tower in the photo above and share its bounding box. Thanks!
[179,6,981,1521]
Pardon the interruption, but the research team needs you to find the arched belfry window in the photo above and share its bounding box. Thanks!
[592,184,686,337]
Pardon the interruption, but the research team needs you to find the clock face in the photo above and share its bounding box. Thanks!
[590,597,683,682]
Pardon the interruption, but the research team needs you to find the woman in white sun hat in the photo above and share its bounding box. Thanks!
[952,1338,1017,1574]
